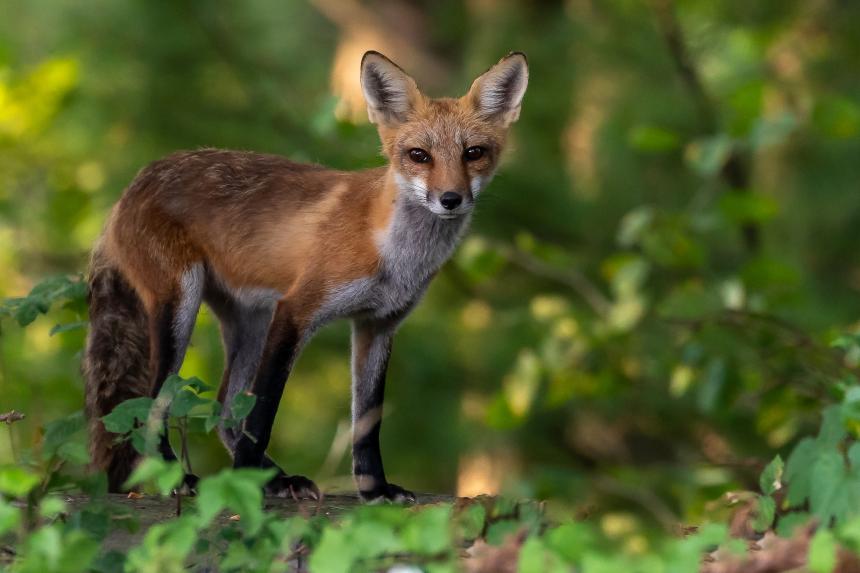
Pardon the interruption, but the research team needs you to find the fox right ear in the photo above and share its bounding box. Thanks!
[360,51,421,125]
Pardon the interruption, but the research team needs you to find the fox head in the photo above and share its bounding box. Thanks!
[360,51,528,219]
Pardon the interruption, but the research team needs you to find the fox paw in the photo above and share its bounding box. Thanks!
[360,483,416,504]
[172,473,199,496]
[265,473,320,500]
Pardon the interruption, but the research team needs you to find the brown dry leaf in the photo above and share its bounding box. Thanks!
[697,523,860,573]
[463,530,527,573]
[126,491,144,499]
[228,514,241,521]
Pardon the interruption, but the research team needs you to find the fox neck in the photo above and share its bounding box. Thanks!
[374,168,471,285]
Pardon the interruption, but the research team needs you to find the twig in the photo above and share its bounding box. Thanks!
[650,0,759,252]
[0,411,25,424]
[592,475,680,532]
[651,0,716,131]
[490,240,611,316]
[664,308,850,392]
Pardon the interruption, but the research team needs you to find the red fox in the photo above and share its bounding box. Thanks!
[84,51,528,502]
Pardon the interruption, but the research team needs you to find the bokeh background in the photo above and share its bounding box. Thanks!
[2,0,860,531]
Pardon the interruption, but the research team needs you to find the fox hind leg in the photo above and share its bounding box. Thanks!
[208,286,318,499]
[230,300,319,499]
[215,303,271,452]
[149,264,204,492]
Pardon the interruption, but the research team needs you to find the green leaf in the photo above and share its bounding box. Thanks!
[545,522,595,562]
[456,237,507,284]
[124,516,198,572]
[685,134,733,177]
[42,410,86,458]
[818,406,848,449]
[0,466,41,497]
[101,397,153,434]
[49,320,88,335]
[180,376,213,393]
[38,496,68,518]
[230,392,257,424]
[308,527,355,573]
[169,388,210,418]
[808,529,837,573]
[454,502,486,540]
[89,550,126,573]
[809,446,860,526]
[760,455,784,496]
[658,281,722,320]
[785,437,817,506]
[486,519,521,546]
[697,358,727,413]
[785,407,851,510]
[124,457,183,495]
[57,440,90,465]
[810,452,846,523]
[749,112,797,149]
[402,505,452,555]
[813,96,860,139]
[628,125,680,153]
[752,495,776,532]
[349,520,403,560]
[1,275,87,328]
[719,193,778,225]
[20,525,100,573]
[617,207,654,248]
[204,401,223,434]
[195,468,275,535]
[518,536,568,573]
[776,512,810,538]
[0,499,21,536]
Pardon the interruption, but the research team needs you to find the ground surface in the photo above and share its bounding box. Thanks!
[64,492,455,553]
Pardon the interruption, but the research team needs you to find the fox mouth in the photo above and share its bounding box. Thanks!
[428,204,471,220]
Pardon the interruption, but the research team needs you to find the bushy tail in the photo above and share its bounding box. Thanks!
[83,247,151,492]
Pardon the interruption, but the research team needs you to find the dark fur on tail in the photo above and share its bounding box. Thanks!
[84,247,151,492]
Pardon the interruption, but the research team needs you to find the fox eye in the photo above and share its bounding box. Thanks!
[464,146,485,161]
[408,148,431,163]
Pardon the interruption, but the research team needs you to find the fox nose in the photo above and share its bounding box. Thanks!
[439,192,463,210]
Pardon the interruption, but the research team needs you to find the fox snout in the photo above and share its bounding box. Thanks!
[430,187,472,218]
[439,191,463,210]
[426,184,476,218]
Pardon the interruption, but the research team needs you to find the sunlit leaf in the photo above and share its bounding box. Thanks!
[627,125,680,153]
[808,529,837,573]
[759,455,784,496]
[0,466,41,497]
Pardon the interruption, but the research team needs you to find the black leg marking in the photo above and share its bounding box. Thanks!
[150,301,179,462]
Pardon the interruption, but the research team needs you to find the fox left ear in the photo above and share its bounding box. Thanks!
[467,52,529,126]
[360,51,421,126]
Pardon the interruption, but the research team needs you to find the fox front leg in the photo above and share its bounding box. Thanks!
[351,317,415,503]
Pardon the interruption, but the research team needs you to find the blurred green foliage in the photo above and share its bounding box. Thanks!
[2,0,860,544]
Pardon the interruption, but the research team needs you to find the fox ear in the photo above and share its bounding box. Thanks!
[360,51,421,125]
[467,52,529,126]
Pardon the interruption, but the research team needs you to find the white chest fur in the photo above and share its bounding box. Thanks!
[311,200,470,329]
